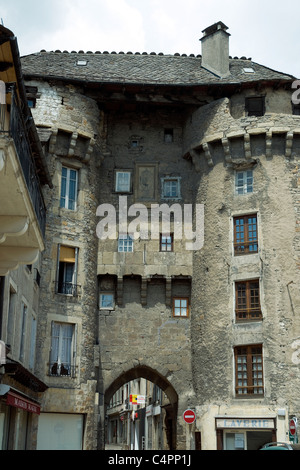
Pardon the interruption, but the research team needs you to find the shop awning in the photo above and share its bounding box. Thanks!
[6,390,40,415]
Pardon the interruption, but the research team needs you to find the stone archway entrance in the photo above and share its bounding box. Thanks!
[104,365,178,450]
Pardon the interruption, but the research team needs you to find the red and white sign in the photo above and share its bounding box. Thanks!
[290,418,297,435]
[6,391,40,415]
[183,409,196,424]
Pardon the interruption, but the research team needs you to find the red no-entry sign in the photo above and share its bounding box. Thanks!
[183,409,196,424]
[290,419,297,435]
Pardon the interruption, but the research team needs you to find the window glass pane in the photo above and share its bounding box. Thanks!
[101,294,114,309]
[235,170,253,194]
[118,235,133,252]
[164,180,178,197]
[60,167,78,210]
[60,173,67,207]
[116,172,131,192]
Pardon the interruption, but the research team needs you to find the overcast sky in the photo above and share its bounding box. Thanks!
[1,0,299,78]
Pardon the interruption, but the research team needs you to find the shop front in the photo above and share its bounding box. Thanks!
[216,417,276,450]
[0,360,47,450]
[0,385,41,449]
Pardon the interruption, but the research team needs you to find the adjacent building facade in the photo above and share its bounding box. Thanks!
[0,25,51,450]
[0,21,299,450]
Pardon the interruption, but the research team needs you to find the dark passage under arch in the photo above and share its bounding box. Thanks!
[104,365,178,450]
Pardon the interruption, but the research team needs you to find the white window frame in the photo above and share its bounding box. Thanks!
[118,234,133,252]
[99,292,115,310]
[115,171,132,193]
[235,170,253,195]
[60,167,78,210]
[161,177,181,200]
[49,322,77,377]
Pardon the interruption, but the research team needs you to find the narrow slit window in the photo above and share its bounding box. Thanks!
[60,167,78,210]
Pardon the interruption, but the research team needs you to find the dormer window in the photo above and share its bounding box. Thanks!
[243,67,255,74]
[76,59,88,66]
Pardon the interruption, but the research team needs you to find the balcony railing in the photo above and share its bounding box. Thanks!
[55,282,81,296]
[1,91,46,237]
[49,361,76,378]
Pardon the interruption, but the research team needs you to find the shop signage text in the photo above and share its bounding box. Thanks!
[7,392,40,415]
[216,418,274,430]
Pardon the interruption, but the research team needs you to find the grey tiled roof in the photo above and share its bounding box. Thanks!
[21,50,295,86]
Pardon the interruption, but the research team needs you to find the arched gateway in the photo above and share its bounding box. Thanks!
[104,366,179,450]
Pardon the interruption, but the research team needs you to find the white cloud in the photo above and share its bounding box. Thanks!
[43,0,146,53]
[1,0,299,77]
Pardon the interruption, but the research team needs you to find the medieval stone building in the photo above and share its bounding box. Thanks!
[1,21,299,450]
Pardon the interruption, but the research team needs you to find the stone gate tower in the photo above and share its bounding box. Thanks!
[21,22,300,450]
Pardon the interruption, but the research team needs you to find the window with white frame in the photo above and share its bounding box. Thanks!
[118,234,133,252]
[99,293,115,310]
[49,322,76,377]
[56,245,79,296]
[60,167,78,210]
[115,171,132,193]
[161,177,181,199]
[235,170,253,195]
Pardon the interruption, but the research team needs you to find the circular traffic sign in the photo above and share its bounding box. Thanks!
[183,409,196,424]
[290,419,297,435]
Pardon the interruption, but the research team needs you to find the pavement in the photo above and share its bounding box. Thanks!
[105,443,125,451]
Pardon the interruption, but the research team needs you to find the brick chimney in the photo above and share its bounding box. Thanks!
[200,21,230,78]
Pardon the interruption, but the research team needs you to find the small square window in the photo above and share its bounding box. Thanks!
[118,234,133,252]
[115,171,132,193]
[99,293,115,310]
[161,177,181,199]
[235,170,253,195]
[164,129,174,143]
[173,297,189,317]
[245,97,265,117]
[160,233,173,252]
[27,99,36,109]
